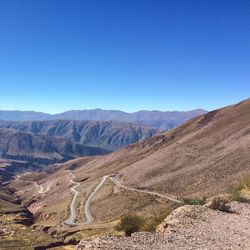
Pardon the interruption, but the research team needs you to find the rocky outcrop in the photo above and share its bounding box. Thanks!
[14,211,33,226]
[76,202,250,249]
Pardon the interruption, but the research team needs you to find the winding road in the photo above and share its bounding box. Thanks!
[110,176,181,203]
[83,175,109,225]
[64,173,109,226]
[64,172,80,225]
[15,172,55,194]
[64,172,180,226]
[2,167,180,227]
[37,180,56,194]
[28,179,55,194]
[3,168,180,227]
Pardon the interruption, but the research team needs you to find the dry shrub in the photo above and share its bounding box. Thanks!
[141,209,171,232]
[115,214,144,236]
[181,197,206,206]
[208,197,230,212]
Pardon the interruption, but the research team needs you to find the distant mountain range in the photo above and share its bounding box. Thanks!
[0,108,207,130]
[0,108,206,167]
[0,120,159,151]
[0,120,159,165]
[0,128,108,165]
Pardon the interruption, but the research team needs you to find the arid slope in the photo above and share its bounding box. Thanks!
[71,98,250,198]
[8,99,250,239]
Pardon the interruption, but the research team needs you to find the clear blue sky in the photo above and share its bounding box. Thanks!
[0,0,249,113]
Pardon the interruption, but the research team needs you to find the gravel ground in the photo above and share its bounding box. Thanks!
[76,202,250,250]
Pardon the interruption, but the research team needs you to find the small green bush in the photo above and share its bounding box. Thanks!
[115,214,144,236]
[208,197,230,212]
[181,197,206,206]
[227,185,246,202]
[227,175,250,202]
[242,176,250,189]
[141,209,171,232]
[116,209,172,235]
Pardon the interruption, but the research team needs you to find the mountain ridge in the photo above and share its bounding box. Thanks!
[0,128,109,165]
[0,108,207,130]
[0,120,159,151]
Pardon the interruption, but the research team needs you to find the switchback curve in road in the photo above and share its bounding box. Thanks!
[15,172,56,194]
[64,173,109,226]
[64,173,180,227]
[83,175,109,225]
[64,172,80,225]
[110,176,181,203]
[38,180,56,194]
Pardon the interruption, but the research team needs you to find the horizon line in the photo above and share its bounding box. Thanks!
[0,107,208,115]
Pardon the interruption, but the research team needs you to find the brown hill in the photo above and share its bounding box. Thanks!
[68,98,250,198]
[8,98,250,239]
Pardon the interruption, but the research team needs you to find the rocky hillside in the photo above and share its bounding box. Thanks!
[0,120,159,151]
[0,109,207,130]
[0,173,57,249]
[68,98,250,198]
[9,99,249,236]
[76,202,250,250]
[6,99,250,248]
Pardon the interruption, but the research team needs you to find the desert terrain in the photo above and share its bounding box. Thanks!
[1,99,248,249]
